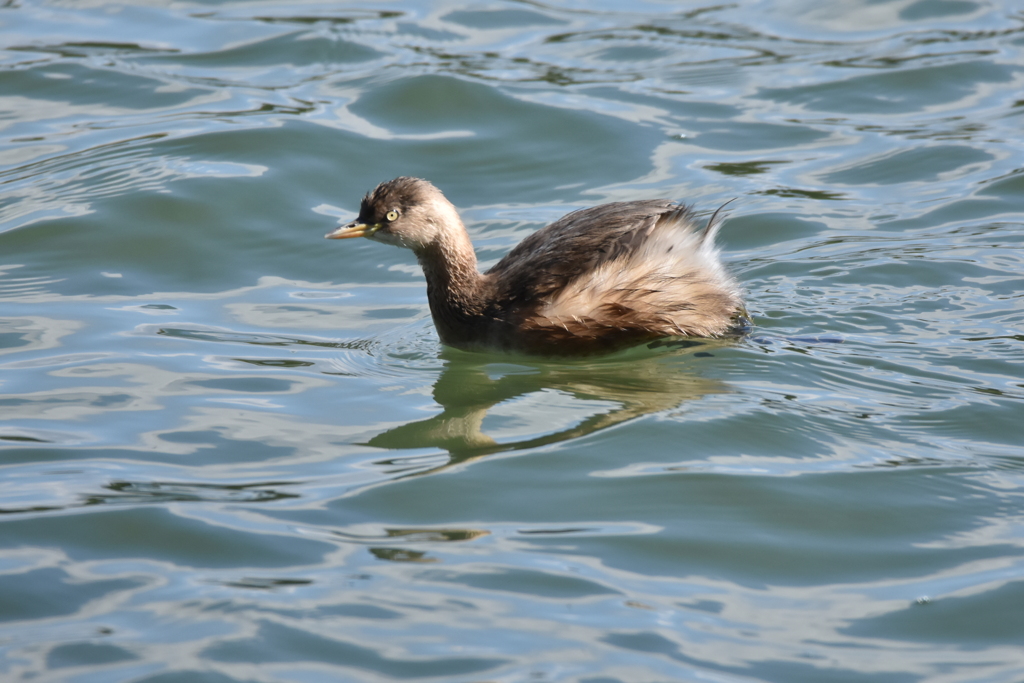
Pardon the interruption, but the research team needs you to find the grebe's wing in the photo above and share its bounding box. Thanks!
[487,199,700,301]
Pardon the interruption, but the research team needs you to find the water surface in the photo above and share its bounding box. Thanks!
[2,0,1024,681]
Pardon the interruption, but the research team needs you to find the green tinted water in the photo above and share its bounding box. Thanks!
[2,1,1023,681]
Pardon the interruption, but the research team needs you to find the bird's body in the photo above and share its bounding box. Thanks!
[326,177,745,355]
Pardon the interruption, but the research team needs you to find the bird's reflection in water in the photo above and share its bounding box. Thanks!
[366,340,731,476]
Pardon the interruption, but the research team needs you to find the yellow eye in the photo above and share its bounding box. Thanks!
[386,210,399,222]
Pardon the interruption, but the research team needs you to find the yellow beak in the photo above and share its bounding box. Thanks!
[325,222,380,239]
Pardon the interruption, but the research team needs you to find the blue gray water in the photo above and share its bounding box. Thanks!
[2,1,1023,681]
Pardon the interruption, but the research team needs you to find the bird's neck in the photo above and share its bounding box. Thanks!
[415,227,489,344]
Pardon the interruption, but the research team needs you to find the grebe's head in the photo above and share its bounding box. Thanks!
[326,177,461,252]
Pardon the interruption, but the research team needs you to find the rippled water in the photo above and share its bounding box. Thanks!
[2,0,1024,681]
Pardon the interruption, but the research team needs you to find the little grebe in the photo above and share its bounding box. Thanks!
[326,177,745,355]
